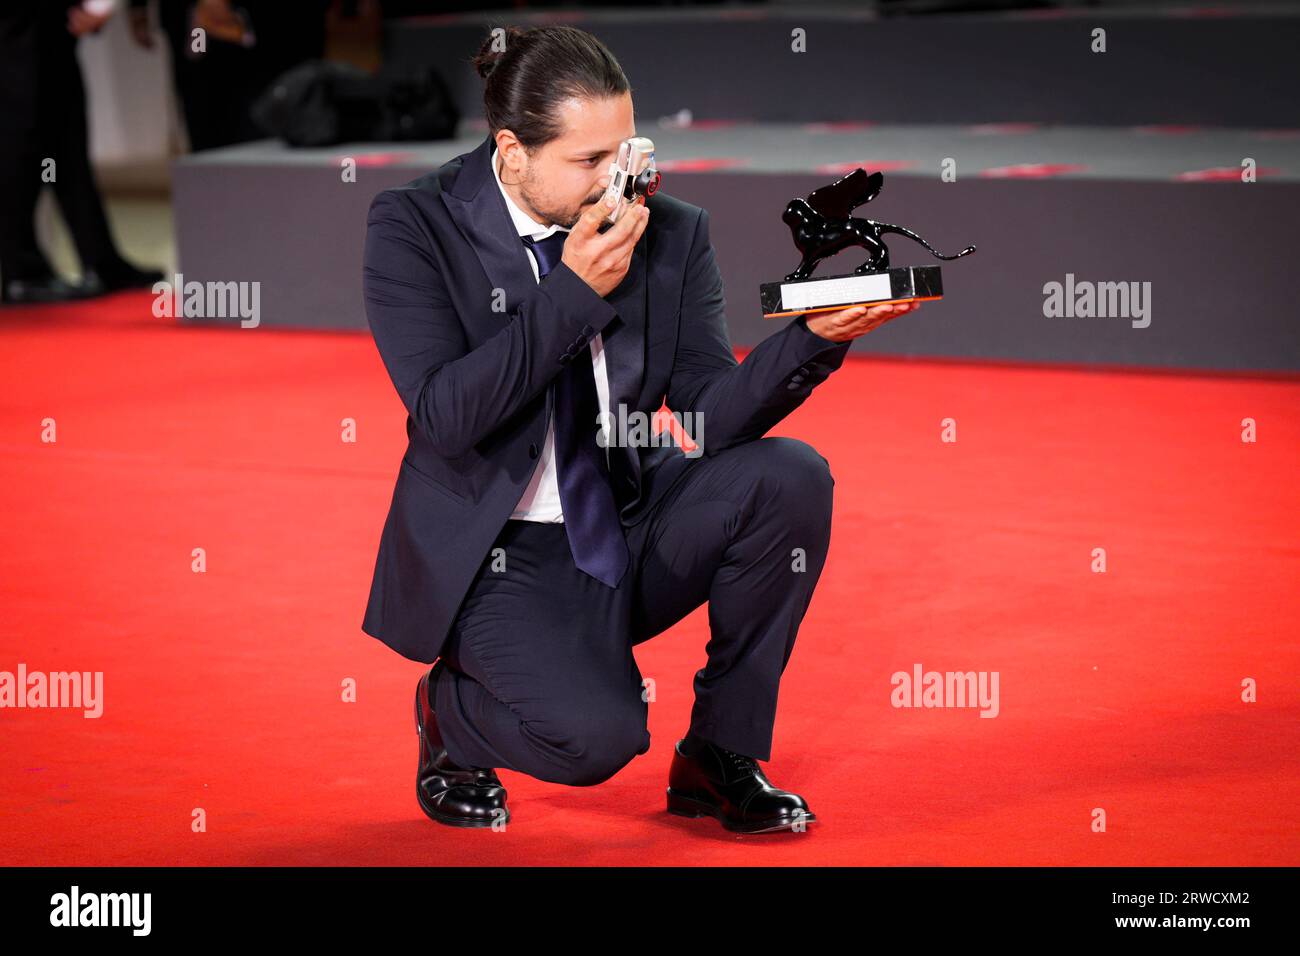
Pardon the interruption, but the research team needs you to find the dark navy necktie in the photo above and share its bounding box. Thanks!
[523,232,629,589]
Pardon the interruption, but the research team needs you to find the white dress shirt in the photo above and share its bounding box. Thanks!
[492,146,613,522]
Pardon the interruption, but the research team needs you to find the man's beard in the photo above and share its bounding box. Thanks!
[520,172,600,230]
[522,190,578,229]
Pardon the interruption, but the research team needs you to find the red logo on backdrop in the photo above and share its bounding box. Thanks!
[979,163,1090,178]
[335,152,416,167]
[1176,167,1278,181]
[655,158,749,173]
[815,160,918,175]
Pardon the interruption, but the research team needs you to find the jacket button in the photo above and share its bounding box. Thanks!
[529,443,539,459]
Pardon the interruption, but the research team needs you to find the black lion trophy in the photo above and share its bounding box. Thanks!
[760,168,976,318]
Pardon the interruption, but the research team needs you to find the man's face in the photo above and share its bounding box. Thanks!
[495,91,636,230]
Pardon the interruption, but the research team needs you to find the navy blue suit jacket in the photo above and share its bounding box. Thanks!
[360,132,853,663]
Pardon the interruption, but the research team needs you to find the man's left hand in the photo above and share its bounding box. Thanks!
[803,300,920,343]
[68,3,114,36]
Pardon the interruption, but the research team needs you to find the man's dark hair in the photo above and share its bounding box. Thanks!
[471,25,631,151]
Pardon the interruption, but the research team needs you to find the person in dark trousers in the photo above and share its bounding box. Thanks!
[127,0,328,152]
[361,26,917,833]
[0,1,163,304]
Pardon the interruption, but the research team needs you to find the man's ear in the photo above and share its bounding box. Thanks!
[495,129,525,174]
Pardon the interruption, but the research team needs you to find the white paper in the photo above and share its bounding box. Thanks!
[780,273,893,310]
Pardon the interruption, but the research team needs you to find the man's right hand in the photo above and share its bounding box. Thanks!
[562,193,649,298]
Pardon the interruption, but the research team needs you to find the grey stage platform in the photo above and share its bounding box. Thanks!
[172,119,1299,372]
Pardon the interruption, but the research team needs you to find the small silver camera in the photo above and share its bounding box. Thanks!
[600,137,661,231]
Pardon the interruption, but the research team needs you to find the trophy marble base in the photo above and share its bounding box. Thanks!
[760,265,943,318]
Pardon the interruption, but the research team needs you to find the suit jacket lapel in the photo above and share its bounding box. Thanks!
[601,236,647,427]
[440,133,538,334]
[601,233,647,493]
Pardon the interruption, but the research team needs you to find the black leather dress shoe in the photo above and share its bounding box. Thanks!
[77,264,165,296]
[666,737,816,833]
[415,661,509,828]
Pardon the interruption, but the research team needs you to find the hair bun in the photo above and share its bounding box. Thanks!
[473,26,525,80]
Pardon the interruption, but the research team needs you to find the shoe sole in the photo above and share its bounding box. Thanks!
[666,788,816,834]
[415,669,510,829]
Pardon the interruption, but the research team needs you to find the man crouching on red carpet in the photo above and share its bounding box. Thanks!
[359,24,917,833]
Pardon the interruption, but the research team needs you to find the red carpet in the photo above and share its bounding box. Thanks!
[2,291,1297,866]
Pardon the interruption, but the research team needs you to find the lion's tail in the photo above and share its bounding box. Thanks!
[879,223,976,261]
